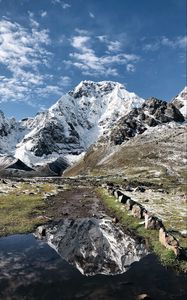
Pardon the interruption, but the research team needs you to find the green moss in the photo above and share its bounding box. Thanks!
[96,187,187,272]
[0,182,56,237]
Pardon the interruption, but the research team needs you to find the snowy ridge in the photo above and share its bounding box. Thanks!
[0,82,186,170]
[172,86,187,118]
[13,81,144,166]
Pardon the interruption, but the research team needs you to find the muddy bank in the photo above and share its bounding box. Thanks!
[44,187,106,220]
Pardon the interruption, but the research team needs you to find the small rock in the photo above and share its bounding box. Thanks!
[112,217,119,224]
[144,213,163,230]
[132,204,144,219]
[118,194,130,204]
[126,198,136,210]
[2,179,8,184]
[38,226,46,237]
[114,190,124,199]
[159,228,180,256]
[134,186,146,193]
[136,293,151,300]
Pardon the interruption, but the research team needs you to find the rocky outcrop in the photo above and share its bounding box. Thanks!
[144,213,163,230]
[0,155,33,171]
[14,80,144,166]
[105,184,185,258]
[159,228,181,256]
[0,110,16,138]
[110,98,184,145]
[172,86,187,118]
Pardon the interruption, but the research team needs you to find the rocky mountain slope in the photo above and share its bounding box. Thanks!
[0,82,186,177]
[64,93,186,189]
[0,81,144,173]
[172,86,187,118]
[65,122,186,190]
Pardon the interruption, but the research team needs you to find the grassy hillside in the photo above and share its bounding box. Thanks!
[64,124,187,191]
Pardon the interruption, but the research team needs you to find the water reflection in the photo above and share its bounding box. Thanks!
[35,217,148,275]
[0,231,187,300]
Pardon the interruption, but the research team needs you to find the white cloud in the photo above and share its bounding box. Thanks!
[89,12,95,19]
[126,64,136,72]
[176,36,187,48]
[161,36,187,48]
[75,28,89,35]
[52,0,71,9]
[143,35,187,51]
[107,40,121,52]
[97,35,107,42]
[97,35,122,52]
[0,18,58,104]
[59,76,71,87]
[66,34,139,77]
[71,36,90,50]
[40,11,47,18]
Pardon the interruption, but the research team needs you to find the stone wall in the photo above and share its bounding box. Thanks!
[104,183,186,258]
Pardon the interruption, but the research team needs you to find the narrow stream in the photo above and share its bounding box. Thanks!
[0,223,187,300]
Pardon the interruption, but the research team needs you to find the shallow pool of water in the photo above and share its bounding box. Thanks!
[0,233,186,300]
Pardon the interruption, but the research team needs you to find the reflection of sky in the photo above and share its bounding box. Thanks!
[0,234,80,284]
[0,233,186,300]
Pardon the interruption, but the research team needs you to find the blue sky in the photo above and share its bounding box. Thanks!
[0,0,186,119]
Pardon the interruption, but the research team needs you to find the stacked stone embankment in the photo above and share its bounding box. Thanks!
[104,183,186,258]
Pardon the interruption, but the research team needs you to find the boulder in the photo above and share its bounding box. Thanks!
[159,228,180,256]
[144,213,163,230]
[131,204,144,219]
[134,186,146,193]
[136,294,151,300]
[37,226,46,237]
[114,189,124,199]
[118,194,131,204]
[126,198,136,210]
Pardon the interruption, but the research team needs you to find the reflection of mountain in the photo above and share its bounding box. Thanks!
[35,217,148,276]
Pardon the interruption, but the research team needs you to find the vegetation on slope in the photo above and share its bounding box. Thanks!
[96,188,187,273]
[0,182,56,236]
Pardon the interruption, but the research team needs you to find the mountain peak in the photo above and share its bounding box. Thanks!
[172,86,187,118]
[68,80,125,99]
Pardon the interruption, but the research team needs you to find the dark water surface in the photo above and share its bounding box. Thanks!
[0,234,186,300]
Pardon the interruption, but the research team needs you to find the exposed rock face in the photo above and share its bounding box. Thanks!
[35,217,147,276]
[0,84,186,174]
[15,81,144,165]
[172,86,187,118]
[0,155,33,171]
[0,110,17,138]
[110,98,184,145]
[48,157,69,175]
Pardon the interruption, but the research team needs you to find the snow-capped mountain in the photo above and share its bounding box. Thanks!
[14,81,145,166]
[172,86,187,118]
[0,110,15,137]
[0,82,186,176]
[0,110,29,154]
